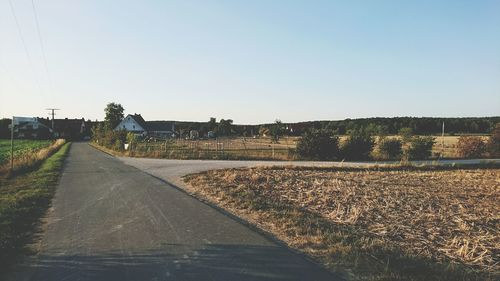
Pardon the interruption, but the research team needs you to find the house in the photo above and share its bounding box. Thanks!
[114,114,176,138]
[11,118,52,139]
[114,114,148,135]
[146,121,176,138]
[39,118,91,140]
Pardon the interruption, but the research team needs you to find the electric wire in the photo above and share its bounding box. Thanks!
[31,0,52,90]
[8,0,43,95]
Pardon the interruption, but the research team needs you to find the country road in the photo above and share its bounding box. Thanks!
[6,143,339,281]
[118,154,499,188]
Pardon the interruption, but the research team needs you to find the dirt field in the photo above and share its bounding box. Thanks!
[184,166,500,280]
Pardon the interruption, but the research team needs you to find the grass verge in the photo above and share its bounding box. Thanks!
[0,142,71,273]
[0,139,66,176]
[184,166,499,280]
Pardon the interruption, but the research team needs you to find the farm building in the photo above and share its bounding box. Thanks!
[39,118,91,140]
[146,121,176,138]
[115,114,176,138]
[7,117,91,140]
[10,118,52,139]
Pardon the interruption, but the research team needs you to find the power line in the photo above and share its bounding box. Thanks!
[8,0,32,67]
[7,0,43,95]
[31,0,52,89]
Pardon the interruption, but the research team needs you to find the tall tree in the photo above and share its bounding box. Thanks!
[104,102,124,129]
[270,119,283,143]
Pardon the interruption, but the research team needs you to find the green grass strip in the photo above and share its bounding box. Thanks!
[0,142,71,272]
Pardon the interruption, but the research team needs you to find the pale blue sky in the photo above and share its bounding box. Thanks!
[1,0,499,124]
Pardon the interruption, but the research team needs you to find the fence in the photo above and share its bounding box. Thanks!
[128,137,297,160]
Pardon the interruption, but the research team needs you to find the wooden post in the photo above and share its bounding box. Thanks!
[441,122,445,158]
[10,117,14,172]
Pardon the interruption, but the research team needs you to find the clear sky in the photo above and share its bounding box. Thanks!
[1,0,499,124]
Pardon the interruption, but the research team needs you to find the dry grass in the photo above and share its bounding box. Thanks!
[0,139,66,176]
[184,166,499,280]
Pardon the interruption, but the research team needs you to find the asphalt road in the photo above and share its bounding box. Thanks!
[118,156,500,188]
[7,143,339,281]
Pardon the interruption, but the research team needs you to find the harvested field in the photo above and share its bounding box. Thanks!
[184,166,500,280]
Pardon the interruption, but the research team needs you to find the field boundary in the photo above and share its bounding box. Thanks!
[0,142,71,274]
[0,139,66,177]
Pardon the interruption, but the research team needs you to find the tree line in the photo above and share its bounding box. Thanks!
[1,107,498,139]
[153,117,500,138]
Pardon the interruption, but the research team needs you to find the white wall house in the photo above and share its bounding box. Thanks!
[114,114,147,135]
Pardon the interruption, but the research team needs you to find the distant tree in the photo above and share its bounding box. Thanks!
[209,117,217,131]
[398,127,414,143]
[457,136,486,158]
[0,118,11,138]
[296,129,340,160]
[376,138,403,160]
[487,123,500,157]
[341,130,375,160]
[406,136,435,160]
[217,119,233,136]
[104,102,124,129]
[377,125,390,137]
[270,119,284,143]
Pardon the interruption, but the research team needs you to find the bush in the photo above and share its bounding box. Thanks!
[398,127,414,143]
[92,125,127,151]
[487,123,500,157]
[126,132,138,144]
[113,139,124,151]
[406,136,435,160]
[341,131,375,160]
[456,136,486,158]
[296,130,340,160]
[376,138,403,160]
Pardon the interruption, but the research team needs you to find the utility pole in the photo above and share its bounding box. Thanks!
[46,108,60,131]
[441,121,445,158]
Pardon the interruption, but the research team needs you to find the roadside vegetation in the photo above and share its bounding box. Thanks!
[90,102,499,161]
[0,142,70,272]
[0,139,66,176]
[0,139,52,164]
[92,128,498,162]
[184,166,499,280]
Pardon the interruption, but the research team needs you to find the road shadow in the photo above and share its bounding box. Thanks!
[8,243,342,281]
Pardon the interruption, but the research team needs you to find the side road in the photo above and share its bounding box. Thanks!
[118,156,500,188]
[6,142,339,281]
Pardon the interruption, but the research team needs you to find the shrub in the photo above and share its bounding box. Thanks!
[456,136,486,158]
[113,139,124,151]
[93,127,127,151]
[296,129,340,160]
[376,138,403,160]
[341,131,375,160]
[406,136,435,160]
[126,132,138,144]
[487,123,500,157]
[398,127,414,143]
